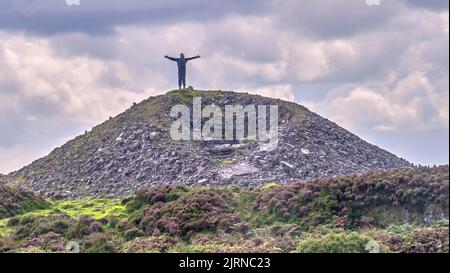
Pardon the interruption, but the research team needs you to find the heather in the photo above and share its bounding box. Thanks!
[0,166,448,253]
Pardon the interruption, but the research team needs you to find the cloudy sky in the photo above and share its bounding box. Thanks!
[0,0,448,173]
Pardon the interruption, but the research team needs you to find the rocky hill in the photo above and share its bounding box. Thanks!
[8,89,411,199]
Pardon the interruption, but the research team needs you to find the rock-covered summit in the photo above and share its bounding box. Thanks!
[9,89,411,199]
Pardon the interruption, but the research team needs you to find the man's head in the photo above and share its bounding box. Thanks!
[180,53,185,58]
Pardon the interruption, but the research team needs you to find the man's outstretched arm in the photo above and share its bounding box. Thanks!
[164,55,178,61]
[186,55,201,61]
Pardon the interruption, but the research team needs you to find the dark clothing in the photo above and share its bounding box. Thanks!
[165,55,200,89]
[178,68,186,89]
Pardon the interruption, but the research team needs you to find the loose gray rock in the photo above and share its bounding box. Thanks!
[8,89,412,199]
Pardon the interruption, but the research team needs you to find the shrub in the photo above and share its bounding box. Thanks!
[23,232,66,252]
[125,185,189,211]
[82,232,118,253]
[255,166,449,228]
[0,185,50,219]
[384,227,449,253]
[123,228,144,241]
[125,235,179,253]
[139,188,240,236]
[0,237,16,253]
[296,232,376,253]
[66,216,101,239]
[12,214,72,240]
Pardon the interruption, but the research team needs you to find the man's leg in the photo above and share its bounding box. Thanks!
[178,73,182,89]
[181,70,186,89]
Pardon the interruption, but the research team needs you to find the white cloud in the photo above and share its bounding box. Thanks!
[0,1,449,172]
[306,72,449,132]
[0,147,40,176]
[0,32,165,173]
[0,32,160,125]
[244,84,295,102]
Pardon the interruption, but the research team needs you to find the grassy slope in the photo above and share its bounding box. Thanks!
[0,185,50,220]
[0,165,448,253]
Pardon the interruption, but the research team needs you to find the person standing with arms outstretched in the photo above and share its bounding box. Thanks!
[165,53,200,89]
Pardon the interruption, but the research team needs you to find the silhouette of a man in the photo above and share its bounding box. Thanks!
[165,53,200,89]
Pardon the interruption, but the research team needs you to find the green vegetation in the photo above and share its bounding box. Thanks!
[52,199,126,220]
[1,198,125,222]
[0,185,50,219]
[261,182,279,190]
[0,166,448,253]
[295,232,374,253]
[217,159,234,167]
